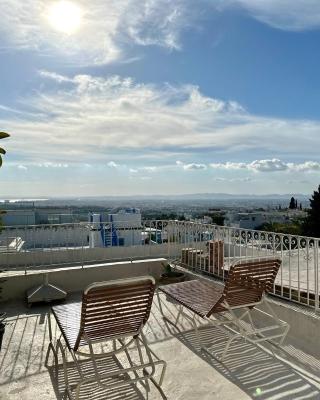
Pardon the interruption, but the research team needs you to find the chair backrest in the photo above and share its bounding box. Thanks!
[210,258,281,314]
[75,276,155,350]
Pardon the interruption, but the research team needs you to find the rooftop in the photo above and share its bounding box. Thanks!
[1,220,320,399]
[1,291,320,400]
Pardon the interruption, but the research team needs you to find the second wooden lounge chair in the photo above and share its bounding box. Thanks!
[158,257,289,361]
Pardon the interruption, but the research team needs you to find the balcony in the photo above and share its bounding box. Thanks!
[0,221,319,310]
[1,221,320,399]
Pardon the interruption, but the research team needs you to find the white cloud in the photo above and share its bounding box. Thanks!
[39,70,72,83]
[0,0,318,69]
[213,177,252,182]
[210,159,320,173]
[140,166,158,172]
[225,0,320,31]
[210,162,247,170]
[183,163,207,170]
[175,160,207,170]
[17,164,27,170]
[288,161,320,172]
[107,161,120,168]
[0,0,196,65]
[249,159,288,172]
[3,72,320,166]
[38,162,69,168]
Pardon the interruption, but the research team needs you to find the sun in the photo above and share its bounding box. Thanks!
[47,1,82,34]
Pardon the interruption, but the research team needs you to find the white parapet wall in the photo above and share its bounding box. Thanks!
[0,242,194,270]
[0,258,166,301]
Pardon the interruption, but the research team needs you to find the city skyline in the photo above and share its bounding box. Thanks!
[1,1,320,196]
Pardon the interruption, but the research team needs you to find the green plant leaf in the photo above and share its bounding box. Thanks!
[0,132,10,139]
[0,148,6,155]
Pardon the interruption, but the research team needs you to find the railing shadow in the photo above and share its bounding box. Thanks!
[0,299,169,399]
[0,302,51,389]
[162,313,320,399]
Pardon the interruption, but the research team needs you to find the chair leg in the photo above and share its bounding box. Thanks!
[139,333,167,392]
[263,297,290,346]
[136,336,151,393]
[45,312,59,374]
[56,338,71,399]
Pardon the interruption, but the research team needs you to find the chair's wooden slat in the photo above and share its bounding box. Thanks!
[52,278,155,351]
[209,258,281,315]
[74,278,155,350]
[160,258,281,318]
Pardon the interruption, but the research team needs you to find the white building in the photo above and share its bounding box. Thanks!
[226,210,304,230]
[2,208,73,226]
[89,208,142,248]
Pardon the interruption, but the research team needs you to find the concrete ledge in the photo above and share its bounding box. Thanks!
[0,258,166,301]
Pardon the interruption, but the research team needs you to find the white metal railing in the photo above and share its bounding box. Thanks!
[0,220,319,310]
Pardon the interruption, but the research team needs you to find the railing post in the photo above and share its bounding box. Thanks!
[315,239,319,311]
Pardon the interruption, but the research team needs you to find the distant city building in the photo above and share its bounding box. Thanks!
[2,208,73,226]
[225,210,306,230]
[89,208,142,248]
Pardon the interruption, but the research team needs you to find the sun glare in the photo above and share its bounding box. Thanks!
[47,1,82,34]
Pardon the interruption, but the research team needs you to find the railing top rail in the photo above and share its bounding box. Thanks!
[0,219,319,243]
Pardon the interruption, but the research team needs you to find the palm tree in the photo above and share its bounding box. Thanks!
[0,132,10,167]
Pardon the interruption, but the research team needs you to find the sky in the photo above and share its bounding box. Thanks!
[1,0,320,197]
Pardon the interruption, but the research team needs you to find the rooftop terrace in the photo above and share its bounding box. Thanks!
[1,221,320,399]
[1,289,320,400]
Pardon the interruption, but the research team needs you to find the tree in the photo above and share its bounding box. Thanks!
[289,197,296,209]
[211,213,225,226]
[0,132,10,167]
[302,185,320,237]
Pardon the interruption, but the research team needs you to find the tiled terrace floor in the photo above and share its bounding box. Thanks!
[1,293,320,400]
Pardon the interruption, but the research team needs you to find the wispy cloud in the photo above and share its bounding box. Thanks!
[0,0,319,68]
[3,72,320,166]
[0,0,196,65]
[225,0,320,31]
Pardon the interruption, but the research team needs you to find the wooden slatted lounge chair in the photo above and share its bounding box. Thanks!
[46,276,166,400]
[158,258,290,361]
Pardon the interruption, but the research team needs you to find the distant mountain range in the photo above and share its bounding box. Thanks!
[1,193,311,202]
[52,192,311,201]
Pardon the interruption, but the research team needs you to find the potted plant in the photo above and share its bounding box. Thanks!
[159,262,186,285]
[0,131,10,167]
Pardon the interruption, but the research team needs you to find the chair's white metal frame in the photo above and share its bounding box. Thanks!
[157,290,290,362]
[45,276,167,400]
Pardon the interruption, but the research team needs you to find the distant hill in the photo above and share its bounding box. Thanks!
[61,193,310,201]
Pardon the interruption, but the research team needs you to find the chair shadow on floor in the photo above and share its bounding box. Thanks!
[165,317,320,400]
[155,293,320,400]
[47,353,150,400]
